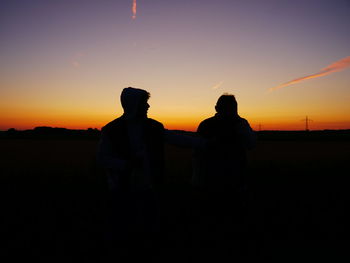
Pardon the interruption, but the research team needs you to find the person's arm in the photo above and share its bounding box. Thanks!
[164,129,207,149]
[96,131,129,171]
[236,118,256,150]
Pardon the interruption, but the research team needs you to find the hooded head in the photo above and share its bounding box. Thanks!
[120,87,150,120]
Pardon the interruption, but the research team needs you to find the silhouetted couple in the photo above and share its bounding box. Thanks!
[97,87,255,255]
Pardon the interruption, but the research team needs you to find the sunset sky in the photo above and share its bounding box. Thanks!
[1,0,350,131]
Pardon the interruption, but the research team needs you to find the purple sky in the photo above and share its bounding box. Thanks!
[1,0,350,130]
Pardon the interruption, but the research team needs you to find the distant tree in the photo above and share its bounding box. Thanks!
[7,128,17,133]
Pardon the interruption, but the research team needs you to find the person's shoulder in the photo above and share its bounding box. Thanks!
[101,117,124,132]
[147,118,164,129]
[199,116,217,127]
[237,116,248,122]
[197,116,217,133]
[201,116,216,123]
[237,117,250,125]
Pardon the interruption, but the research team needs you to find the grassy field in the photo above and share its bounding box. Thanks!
[1,138,349,260]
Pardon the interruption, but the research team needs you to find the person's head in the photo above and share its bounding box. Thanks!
[120,87,150,119]
[215,94,238,117]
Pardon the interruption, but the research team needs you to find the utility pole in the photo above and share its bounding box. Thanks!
[301,116,312,131]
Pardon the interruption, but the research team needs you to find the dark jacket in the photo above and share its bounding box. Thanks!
[100,116,165,191]
[193,114,256,190]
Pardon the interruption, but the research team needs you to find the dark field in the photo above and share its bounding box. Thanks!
[1,138,350,261]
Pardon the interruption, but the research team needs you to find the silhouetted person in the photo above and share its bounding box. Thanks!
[193,93,256,191]
[97,87,204,257]
[98,87,163,193]
[191,94,256,249]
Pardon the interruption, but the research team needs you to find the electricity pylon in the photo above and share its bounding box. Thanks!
[301,116,313,131]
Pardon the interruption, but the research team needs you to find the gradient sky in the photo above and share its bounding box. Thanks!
[1,0,350,131]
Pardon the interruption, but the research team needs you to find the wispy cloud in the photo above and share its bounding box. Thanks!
[71,52,85,68]
[270,56,350,91]
[212,81,224,90]
[72,61,80,68]
[132,0,137,19]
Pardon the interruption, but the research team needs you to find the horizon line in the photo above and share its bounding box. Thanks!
[1,127,350,132]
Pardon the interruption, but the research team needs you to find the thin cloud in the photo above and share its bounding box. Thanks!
[132,0,137,19]
[212,81,224,90]
[72,61,80,68]
[71,52,85,68]
[270,56,350,91]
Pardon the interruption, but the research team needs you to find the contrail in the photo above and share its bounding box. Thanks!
[71,52,85,68]
[132,0,137,19]
[212,81,224,90]
[270,56,350,91]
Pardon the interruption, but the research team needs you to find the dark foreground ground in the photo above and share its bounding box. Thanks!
[1,137,350,261]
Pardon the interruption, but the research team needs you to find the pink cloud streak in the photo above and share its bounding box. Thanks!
[132,0,137,19]
[270,56,350,91]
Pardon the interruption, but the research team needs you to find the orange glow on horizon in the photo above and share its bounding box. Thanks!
[1,117,349,132]
[1,104,349,132]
